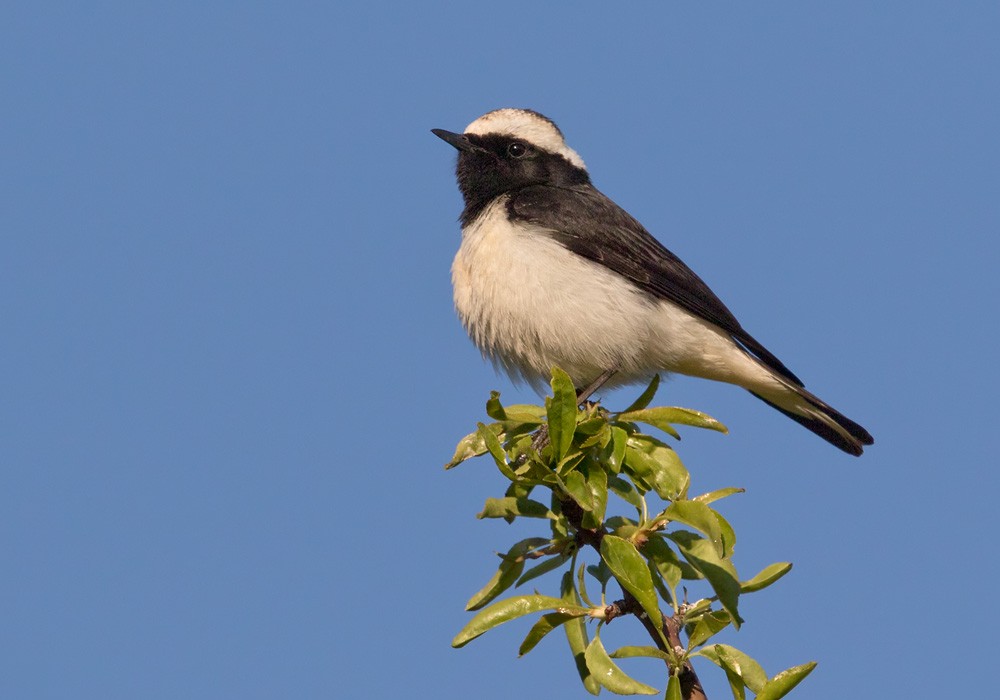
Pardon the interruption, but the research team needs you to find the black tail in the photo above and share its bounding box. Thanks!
[750,390,874,457]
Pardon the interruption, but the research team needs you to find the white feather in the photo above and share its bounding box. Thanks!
[452,196,785,395]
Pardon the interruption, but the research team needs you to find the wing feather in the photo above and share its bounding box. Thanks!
[507,184,803,386]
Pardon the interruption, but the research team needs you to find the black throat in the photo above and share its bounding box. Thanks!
[455,134,590,227]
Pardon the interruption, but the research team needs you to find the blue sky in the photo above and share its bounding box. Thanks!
[2,2,997,698]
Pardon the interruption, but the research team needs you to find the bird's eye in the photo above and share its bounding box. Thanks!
[507,141,529,158]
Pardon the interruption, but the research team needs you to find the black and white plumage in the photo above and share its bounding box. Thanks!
[432,108,873,456]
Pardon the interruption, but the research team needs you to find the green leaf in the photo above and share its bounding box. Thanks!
[641,534,691,591]
[660,500,725,558]
[647,558,675,608]
[560,571,601,695]
[485,391,506,420]
[445,423,499,468]
[621,374,661,413]
[547,367,578,461]
[714,509,738,560]
[477,422,519,481]
[617,407,680,439]
[587,559,613,588]
[695,644,767,694]
[740,562,793,593]
[585,632,659,695]
[582,461,608,528]
[718,658,747,700]
[624,435,689,500]
[516,551,571,587]
[686,609,731,649]
[477,497,552,520]
[502,404,547,420]
[452,594,587,648]
[756,662,817,700]
[693,487,745,505]
[609,645,671,661]
[576,562,594,608]
[466,537,549,611]
[505,481,533,499]
[608,475,643,512]
[669,531,742,628]
[619,407,728,435]
[518,611,581,656]
[500,481,535,524]
[665,674,682,700]
[600,535,662,625]
[607,426,627,473]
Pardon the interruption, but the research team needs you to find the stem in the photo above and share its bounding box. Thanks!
[561,497,708,700]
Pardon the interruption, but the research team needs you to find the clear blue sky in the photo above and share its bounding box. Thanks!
[3,2,997,698]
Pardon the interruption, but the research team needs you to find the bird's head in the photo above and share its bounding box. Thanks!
[432,108,590,208]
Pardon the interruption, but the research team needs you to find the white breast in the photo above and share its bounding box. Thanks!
[451,196,777,393]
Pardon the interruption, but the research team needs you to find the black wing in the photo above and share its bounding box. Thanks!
[507,184,803,386]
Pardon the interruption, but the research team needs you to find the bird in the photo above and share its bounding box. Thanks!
[432,108,873,456]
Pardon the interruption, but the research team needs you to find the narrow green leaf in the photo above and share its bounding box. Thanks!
[560,571,601,695]
[621,374,661,413]
[703,644,749,700]
[647,558,675,609]
[619,407,728,435]
[624,435,689,500]
[581,461,608,528]
[756,662,817,700]
[661,501,725,558]
[714,509,737,560]
[518,611,580,656]
[562,463,606,518]
[477,422,519,481]
[665,674,682,700]
[576,414,608,436]
[500,481,535,524]
[609,645,671,661]
[466,537,549,611]
[477,497,552,520]
[719,661,747,700]
[741,562,793,593]
[502,404,547,423]
[516,551,571,587]
[695,644,767,694]
[445,424,498,468]
[505,481,533,499]
[641,535,691,591]
[693,487,745,505]
[576,562,594,608]
[601,535,662,625]
[669,531,741,628]
[550,496,571,539]
[686,609,731,650]
[617,407,680,439]
[607,426,627,473]
[563,471,594,512]
[608,475,643,512]
[547,367,578,461]
[585,632,659,695]
[452,594,587,648]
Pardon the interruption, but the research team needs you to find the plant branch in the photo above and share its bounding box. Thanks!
[561,497,708,700]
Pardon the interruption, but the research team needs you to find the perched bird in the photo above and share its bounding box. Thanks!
[432,109,873,456]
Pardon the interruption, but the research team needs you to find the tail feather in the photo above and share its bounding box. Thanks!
[750,388,874,457]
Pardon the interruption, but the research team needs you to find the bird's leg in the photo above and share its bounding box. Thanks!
[526,367,619,457]
[574,367,618,405]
